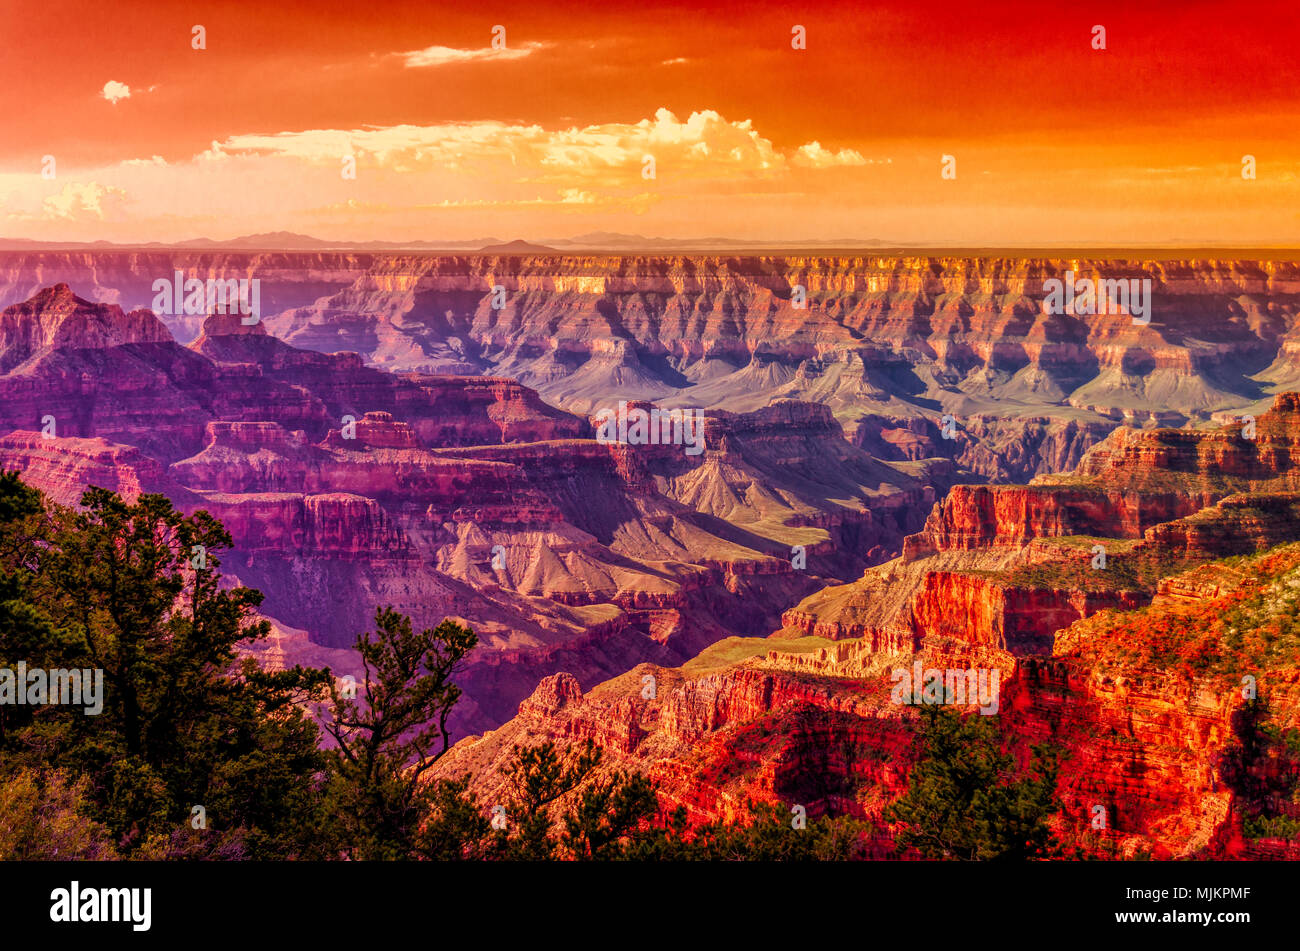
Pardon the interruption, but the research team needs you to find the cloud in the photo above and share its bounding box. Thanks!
[39,182,128,221]
[399,41,547,69]
[101,81,157,105]
[102,80,131,104]
[2,108,886,242]
[793,142,877,168]
[203,109,865,189]
[422,189,652,210]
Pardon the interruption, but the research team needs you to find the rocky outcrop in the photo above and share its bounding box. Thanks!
[450,390,1300,851]
[11,253,1300,480]
[801,393,1300,660]
[0,431,192,506]
[852,413,1117,483]
[1070,393,1300,492]
[900,485,1199,559]
[441,542,1300,858]
[908,571,1145,654]
[0,284,962,741]
[196,491,411,557]
[0,283,172,373]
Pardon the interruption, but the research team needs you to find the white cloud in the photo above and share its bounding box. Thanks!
[793,141,876,168]
[39,182,128,221]
[306,189,650,215]
[1,108,890,241]
[191,110,879,201]
[400,42,547,69]
[102,80,131,104]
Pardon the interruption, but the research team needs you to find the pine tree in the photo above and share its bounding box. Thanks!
[0,477,330,858]
[886,704,1062,860]
[319,608,477,859]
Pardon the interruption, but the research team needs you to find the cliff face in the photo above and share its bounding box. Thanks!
[907,571,1146,654]
[8,271,1300,856]
[852,413,1117,483]
[441,543,1300,858]
[9,253,1300,480]
[189,311,588,448]
[1069,394,1300,491]
[0,285,955,739]
[0,431,192,507]
[437,390,1300,857]
[0,283,172,373]
[789,392,1300,661]
[898,481,1226,561]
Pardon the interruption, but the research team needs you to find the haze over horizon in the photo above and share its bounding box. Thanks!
[3,230,1300,253]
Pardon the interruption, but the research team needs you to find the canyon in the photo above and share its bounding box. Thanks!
[5,253,1300,481]
[436,391,1300,858]
[2,253,1298,858]
[0,281,946,735]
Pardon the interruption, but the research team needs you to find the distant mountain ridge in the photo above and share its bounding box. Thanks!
[2,232,1296,253]
[0,232,908,252]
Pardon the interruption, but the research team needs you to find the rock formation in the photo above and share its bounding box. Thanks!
[8,253,1300,480]
[435,394,1300,858]
[0,285,951,738]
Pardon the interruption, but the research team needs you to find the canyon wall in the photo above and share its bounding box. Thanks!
[0,284,950,737]
[8,253,1300,480]
[439,390,1300,857]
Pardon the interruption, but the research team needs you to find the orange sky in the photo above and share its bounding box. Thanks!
[3,0,1298,245]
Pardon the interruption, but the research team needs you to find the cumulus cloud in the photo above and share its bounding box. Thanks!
[201,109,867,186]
[102,80,131,104]
[793,141,876,168]
[5,108,883,241]
[399,42,547,68]
[40,182,128,221]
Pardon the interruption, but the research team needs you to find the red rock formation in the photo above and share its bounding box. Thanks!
[0,283,171,373]
[0,431,192,506]
[436,388,1300,858]
[901,484,1199,559]
[0,285,960,743]
[10,252,1300,480]
[908,571,1146,654]
[443,542,1300,858]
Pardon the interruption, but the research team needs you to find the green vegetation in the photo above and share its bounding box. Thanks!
[682,635,834,671]
[0,473,876,861]
[1001,535,1201,594]
[1080,543,1300,683]
[9,469,1299,860]
[0,475,330,858]
[886,704,1064,860]
[1219,695,1300,841]
[25,471,1295,860]
[318,607,478,860]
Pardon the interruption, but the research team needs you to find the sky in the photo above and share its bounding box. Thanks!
[2,0,1299,246]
